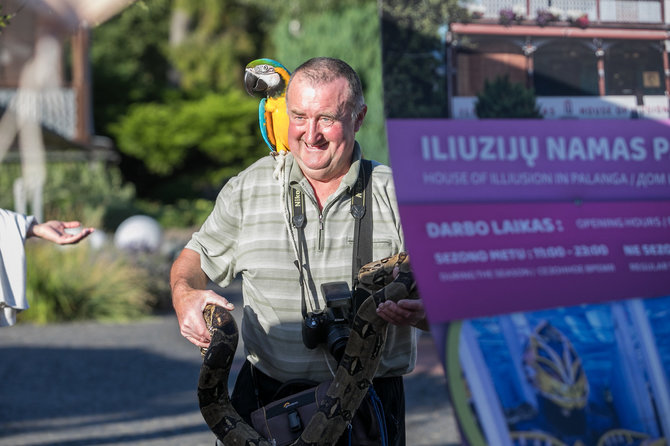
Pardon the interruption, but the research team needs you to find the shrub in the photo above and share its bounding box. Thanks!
[135,198,213,229]
[111,90,263,184]
[0,161,136,231]
[19,241,155,324]
[475,75,542,119]
[0,160,211,230]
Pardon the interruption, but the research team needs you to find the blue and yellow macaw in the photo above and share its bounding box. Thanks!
[244,58,291,154]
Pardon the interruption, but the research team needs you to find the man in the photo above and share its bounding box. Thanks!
[171,57,426,445]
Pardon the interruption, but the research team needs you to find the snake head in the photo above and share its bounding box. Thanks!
[200,303,235,356]
[203,303,232,329]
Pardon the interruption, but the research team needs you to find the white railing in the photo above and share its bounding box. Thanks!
[0,88,76,140]
[467,0,666,24]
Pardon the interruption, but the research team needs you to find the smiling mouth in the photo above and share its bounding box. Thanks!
[303,141,327,150]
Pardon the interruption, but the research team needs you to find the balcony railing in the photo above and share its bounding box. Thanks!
[0,88,76,141]
[467,0,666,24]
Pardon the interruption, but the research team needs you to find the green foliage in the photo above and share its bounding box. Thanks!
[111,90,263,184]
[169,0,266,94]
[0,161,136,231]
[90,0,176,201]
[271,1,389,164]
[0,163,20,209]
[475,75,542,118]
[91,0,173,136]
[381,0,467,119]
[19,242,155,324]
[43,162,136,228]
[136,198,213,229]
[91,0,396,199]
[0,160,215,229]
[92,0,273,199]
[238,0,365,18]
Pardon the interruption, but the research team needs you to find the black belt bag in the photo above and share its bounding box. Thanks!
[250,378,387,446]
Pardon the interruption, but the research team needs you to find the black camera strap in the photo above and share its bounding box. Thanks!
[291,187,311,319]
[291,159,373,317]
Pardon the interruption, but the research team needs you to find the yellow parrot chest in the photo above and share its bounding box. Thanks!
[265,96,290,153]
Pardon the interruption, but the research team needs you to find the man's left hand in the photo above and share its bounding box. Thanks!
[376,299,429,331]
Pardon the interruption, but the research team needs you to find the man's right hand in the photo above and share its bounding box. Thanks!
[170,248,234,348]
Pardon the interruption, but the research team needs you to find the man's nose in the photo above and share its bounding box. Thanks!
[304,120,321,144]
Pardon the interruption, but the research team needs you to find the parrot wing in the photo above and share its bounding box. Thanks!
[244,58,291,154]
[258,98,275,151]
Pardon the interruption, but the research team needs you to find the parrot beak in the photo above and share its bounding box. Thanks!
[244,71,268,97]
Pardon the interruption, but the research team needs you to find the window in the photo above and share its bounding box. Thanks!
[605,41,664,96]
[534,41,599,96]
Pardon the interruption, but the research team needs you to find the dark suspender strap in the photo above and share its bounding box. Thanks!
[351,159,373,290]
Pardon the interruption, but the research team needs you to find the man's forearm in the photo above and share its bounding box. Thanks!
[170,248,208,297]
[170,247,234,348]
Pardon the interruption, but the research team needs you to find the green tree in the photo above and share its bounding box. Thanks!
[475,75,542,118]
[90,0,179,199]
[92,0,269,200]
[91,0,173,136]
[91,0,392,199]
[381,0,468,119]
[168,0,266,94]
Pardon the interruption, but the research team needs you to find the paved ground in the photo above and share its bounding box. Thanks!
[0,280,461,446]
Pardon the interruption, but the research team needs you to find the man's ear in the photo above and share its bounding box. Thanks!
[354,105,367,132]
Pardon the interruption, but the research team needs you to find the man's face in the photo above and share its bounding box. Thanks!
[286,74,366,184]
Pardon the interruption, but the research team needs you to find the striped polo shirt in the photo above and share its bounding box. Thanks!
[186,144,417,383]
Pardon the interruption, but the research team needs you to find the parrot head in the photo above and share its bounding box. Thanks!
[244,58,291,99]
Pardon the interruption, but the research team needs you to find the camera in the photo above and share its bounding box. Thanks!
[302,281,353,362]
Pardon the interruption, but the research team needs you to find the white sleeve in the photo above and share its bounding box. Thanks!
[0,209,34,326]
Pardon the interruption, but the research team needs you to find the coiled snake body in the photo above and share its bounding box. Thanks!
[198,252,417,445]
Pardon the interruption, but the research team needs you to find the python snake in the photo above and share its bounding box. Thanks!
[197,252,417,445]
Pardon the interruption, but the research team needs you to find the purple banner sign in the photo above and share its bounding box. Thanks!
[387,119,670,322]
[387,119,670,203]
[402,200,670,323]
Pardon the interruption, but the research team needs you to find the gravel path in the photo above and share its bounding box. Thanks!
[0,281,460,446]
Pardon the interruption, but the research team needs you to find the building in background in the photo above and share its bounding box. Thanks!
[0,0,131,220]
[447,0,670,119]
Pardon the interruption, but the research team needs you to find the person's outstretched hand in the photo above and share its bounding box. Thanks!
[28,220,94,245]
[376,298,429,331]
